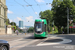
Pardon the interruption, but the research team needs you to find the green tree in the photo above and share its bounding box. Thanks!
[10,22,17,31]
[10,22,16,26]
[72,0,75,6]
[39,10,53,22]
[52,0,75,33]
[39,10,53,31]
[6,19,10,25]
[27,27,34,33]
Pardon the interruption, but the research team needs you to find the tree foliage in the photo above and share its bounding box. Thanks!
[39,10,53,23]
[52,0,75,33]
[39,10,53,31]
[6,19,10,25]
[10,22,16,26]
[72,0,75,5]
[27,27,34,33]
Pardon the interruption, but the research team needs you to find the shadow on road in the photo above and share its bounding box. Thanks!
[23,35,47,40]
[57,34,75,45]
[44,39,63,43]
[23,35,35,39]
[35,37,47,39]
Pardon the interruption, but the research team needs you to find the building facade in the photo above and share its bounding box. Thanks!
[19,21,23,29]
[0,0,8,34]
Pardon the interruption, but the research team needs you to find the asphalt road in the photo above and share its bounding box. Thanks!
[0,33,75,50]
[19,34,75,50]
[0,33,32,41]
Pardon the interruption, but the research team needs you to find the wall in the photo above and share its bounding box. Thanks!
[0,0,8,35]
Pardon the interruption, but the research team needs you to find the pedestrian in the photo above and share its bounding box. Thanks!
[62,30,64,34]
[15,30,19,35]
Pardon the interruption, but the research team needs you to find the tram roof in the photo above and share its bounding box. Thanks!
[35,19,47,25]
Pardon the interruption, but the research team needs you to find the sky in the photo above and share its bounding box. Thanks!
[6,0,53,26]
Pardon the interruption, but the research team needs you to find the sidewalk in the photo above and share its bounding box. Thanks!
[54,34,75,36]
[0,33,34,37]
[0,33,17,37]
[67,34,75,35]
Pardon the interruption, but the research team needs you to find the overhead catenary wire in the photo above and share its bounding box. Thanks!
[22,5,31,15]
[14,0,51,18]
[8,4,50,7]
[8,3,51,7]
[14,0,31,15]
[14,0,22,6]
[34,0,41,11]
[24,0,40,19]
[24,0,37,14]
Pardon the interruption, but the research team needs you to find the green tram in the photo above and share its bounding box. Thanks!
[34,19,48,38]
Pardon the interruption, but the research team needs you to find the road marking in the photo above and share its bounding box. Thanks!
[37,37,72,46]
[11,45,37,48]
[58,39,72,44]
[10,41,27,47]
[9,38,23,42]
[10,39,40,48]
[25,45,37,47]
[9,34,32,42]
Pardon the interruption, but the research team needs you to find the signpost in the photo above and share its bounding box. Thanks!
[69,26,72,28]
[69,26,73,34]
[73,23,75,33]
[73,23,75,28]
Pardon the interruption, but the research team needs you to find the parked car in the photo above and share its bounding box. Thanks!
[0,40,10,50]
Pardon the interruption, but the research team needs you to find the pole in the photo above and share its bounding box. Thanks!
[49,20,50,32]
[25,25,26,35]
[52,21,54,34]
[67,7,69,34]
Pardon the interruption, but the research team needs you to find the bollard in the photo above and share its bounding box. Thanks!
[25,33,26,35]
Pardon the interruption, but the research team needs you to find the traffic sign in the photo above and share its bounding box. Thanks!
[69,26,73,28]
[73,23,75,28]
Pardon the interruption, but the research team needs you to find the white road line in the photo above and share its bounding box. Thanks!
[37,37,72,46]
[38,37,49,44]
[36,36,59,45]
[9,38,23,42]
[9,34,32,42]
[10,41,27,47]
[10,39,40,48]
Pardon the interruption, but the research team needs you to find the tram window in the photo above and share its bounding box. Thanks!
[35,23,42,32]
[42,23,45,32]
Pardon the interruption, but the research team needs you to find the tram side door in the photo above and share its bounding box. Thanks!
[45,24,47,35]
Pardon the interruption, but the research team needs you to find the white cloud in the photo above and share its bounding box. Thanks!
[17,17,22,21]
[48,4,52,7]
[10,16,34,26]
[10,19,13,22]
[35,12,38,14]
[25,16,34,22]
[36,0,45,3]
[7,10,13,14]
